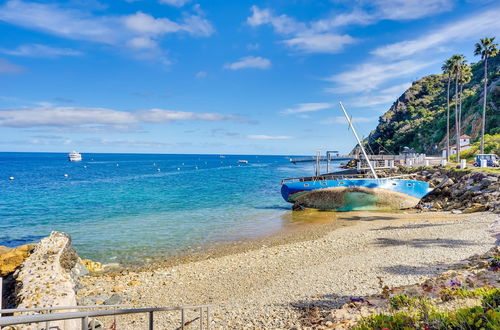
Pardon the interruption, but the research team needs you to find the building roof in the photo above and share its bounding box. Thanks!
[441,144,471,150]
[460,134,471,138]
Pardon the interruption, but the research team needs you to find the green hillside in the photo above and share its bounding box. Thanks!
[365,54,500,155]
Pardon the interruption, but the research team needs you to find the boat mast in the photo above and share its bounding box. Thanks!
[339,102,378,179]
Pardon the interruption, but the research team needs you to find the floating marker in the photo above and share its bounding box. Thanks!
[64,174,69,177]
[157,168,161,172]
[182,162,185,165]
[9,176,14,181]
[195,166,198,169]
[116,164,119,167]
[177,167,180,170]
[83,165,87,168]
[153,162,156,166]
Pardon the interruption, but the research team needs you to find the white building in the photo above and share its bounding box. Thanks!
[441,135,471,158]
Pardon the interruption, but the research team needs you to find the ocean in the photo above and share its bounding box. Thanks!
[0,152,339,265]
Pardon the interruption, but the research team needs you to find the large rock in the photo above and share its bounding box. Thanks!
[0,244,36,276]
[14,232,85,330]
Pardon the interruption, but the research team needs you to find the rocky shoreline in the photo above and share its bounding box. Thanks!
[416,168,499,213]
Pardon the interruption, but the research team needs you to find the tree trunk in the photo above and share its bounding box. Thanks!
[480,57,488,154]
[455,73,460,163]
[446,76,451,161]
[459,84,463,131]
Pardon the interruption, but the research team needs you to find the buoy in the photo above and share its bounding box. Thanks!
[64,174,69,177]
[153,162,156,166]
[195,166,198,169]
[83,165,87,168]
[116,164,119,167]
[177,167,180,170]
[182,162,185,165]
[157,168,161,172]
[9,176,14,180]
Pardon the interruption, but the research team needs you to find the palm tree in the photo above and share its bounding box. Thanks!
[449,54,466,162]
[441,58,453,161]
[474,37,499,154]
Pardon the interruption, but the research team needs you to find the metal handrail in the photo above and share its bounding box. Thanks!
[281,174,367,184]
[0,304,213,329]
[0,304,125,314]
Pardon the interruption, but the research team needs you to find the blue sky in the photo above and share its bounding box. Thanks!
[0,0,498,155]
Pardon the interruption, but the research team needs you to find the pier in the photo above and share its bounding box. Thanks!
[290,153,443,169]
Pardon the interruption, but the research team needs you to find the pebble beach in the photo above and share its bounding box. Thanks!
[77,211,499,329]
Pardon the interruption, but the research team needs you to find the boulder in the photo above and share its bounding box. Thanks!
[0,244,36,276]
[82,258,105,273]
[463,203,486,214]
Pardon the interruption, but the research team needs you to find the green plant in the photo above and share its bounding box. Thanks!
[354,289,500,329]
[389,294,419,310]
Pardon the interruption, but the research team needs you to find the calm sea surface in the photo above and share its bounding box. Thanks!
[0,152,339,265]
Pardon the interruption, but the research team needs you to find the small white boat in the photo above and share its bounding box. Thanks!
[238,160,249,164]
[68,151,82,162]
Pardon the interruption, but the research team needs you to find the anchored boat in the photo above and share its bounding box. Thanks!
[68,151,82,162]
[280,102,431,211]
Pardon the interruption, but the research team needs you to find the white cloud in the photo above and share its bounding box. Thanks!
[0,44,82,58]
[246,1,453,55]
[372,8,500,59]
[322,116,377,125]
[0,106,247,127]
[325,60,433,93]
[0,58,24,74]
[371,0,453,20]
[348,82,413,107]
[159,0,191,7]
[311,10,374,31]
[281,102,331,115]
[179,14,214,37]
[195,71,207,78]
[247,6,355,54]
[0,0,121,44]
[283,33,356,54]
[0,1,214,64]
[124,11,181,35]
[224,56,271,70]
[247,134,293,140]
[124,11,213,37]
[126,37,157,49]
[246,5,304,34]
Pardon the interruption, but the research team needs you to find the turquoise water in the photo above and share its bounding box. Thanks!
[0,153,336,265]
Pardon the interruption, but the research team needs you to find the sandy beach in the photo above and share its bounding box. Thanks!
[77,211,499,329]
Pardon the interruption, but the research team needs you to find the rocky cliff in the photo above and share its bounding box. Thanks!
[364,55,500,155]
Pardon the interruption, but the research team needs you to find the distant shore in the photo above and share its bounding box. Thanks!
[77,211,499,329]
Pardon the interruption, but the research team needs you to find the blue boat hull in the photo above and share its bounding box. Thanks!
[281,179,430,211]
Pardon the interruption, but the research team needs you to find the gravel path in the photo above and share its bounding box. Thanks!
[78,212,499,329]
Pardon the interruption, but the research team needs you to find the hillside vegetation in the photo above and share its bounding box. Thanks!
[365,55,500,155]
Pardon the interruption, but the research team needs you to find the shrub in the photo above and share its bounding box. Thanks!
[354,289,500,329]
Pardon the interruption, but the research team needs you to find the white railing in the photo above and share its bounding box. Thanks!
[0,304,212,330]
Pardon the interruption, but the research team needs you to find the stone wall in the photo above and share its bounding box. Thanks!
[11,232,88,330]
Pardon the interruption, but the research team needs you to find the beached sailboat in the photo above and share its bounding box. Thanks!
[280,102,431,211]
